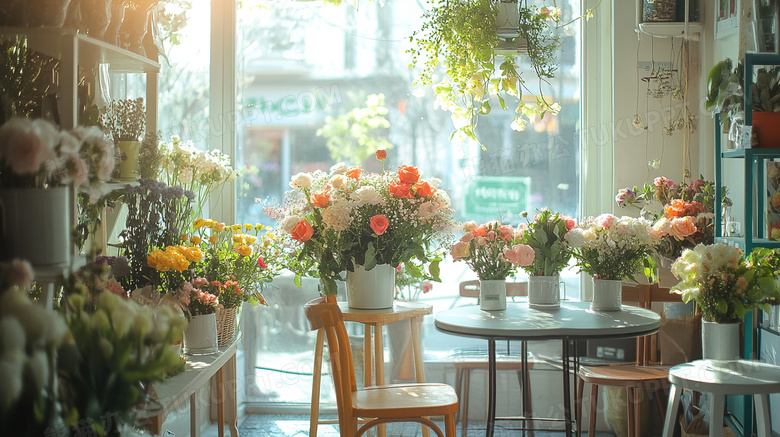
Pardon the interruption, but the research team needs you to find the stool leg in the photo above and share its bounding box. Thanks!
[588,384,598,437]
[709,394,725,437]
[754,394,771,437]
[576,378,584,437]
[455,368,463,423]
[662,385,680,437]
[462,369,471,437]
[626,387,636,437]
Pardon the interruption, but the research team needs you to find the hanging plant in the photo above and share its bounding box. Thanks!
[408,0,592,146]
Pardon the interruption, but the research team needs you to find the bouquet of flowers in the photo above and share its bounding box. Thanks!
[266,150,457,295]
[181,280,221,316]
[671,243,778,322]
[190,219,280,308]
[146,244,204,291]
[566,214,658,281]
[158,135,239,219]
[517,209,576,277]
[615,176,730,260]
[450,221,535,280]
[395,263,433,301]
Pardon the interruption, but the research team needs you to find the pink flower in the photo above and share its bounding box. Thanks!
[669,216,697,240]
[476,236,487,246]
[422,282,432,293]
[463,221,478,232]
[503,244,535,266]
[0,118,56,174]
[193,277,209,286]
[460,232,474,243]
[106,278,126,298]
[498,225,514,241]
[595,213,617,229]
[614,188,636,207]
[564,217,576,231]
[451,241,471,261]
[66,154,89,187]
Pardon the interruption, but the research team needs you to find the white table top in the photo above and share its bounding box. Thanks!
[434,301,660,340]
[669,360,780,395]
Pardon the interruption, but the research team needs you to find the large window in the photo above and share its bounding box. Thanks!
[234,0,583,406]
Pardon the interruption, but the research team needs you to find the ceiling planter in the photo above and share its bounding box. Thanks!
[496,0,521,39]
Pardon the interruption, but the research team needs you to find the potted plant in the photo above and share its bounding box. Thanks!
[672,243,778,360]
[268,150,457,306]
[409,0,593,145]
[566,214,657,311]
[517,208,575,308]
[450,220,534,310]
[102,97,146,181]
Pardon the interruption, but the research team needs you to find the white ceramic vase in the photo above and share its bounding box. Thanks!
[117,140,140,181]
[591,278,622,312]
[702,320,740,361]
[0,186,72,267]
[346,263,395,309]
[479,279,507,311]
[528,275,562,309]
[183,313,218,355]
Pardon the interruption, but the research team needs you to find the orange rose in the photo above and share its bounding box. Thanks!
[414,181,436,198]
[346,165,364,180]
[370,214,390,235]
[375,149,387,161]
[310,189,331,208]
[388,181,414,198]
[291,220,315,242]
[664,199,687,218]
[472,224,488,237]
[669,216,697,240]
[397,164,420,184]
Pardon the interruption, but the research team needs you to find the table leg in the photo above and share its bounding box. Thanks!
[191,392,200,437]
[662,385,680,437]
[562,340,572,437]
[410,317,430,437]
[226,352,239,437]
[310,329,325,437]
[754,394,771,437]
[216,366,225,437]
[487,339,497,437]
[709,394,725,437]
[375,322,386,437]
[364,324,373,389]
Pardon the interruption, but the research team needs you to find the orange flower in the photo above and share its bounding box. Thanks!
[291,220,315,242]
[310,189,331,208]
[235,245,253,257]
[346,165,364,180]
[472,224,488,237]
[397,164,420,184]
[375,149,387,161]
[370,214,390,235]
[414,181,436,198]
[388,181,414,198]
[664,199,688,218]
[669,216,697,240]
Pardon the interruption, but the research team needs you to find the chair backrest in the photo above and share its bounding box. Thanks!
[620,282,681,365]
[304,295,357,434]
[459,279,528,298]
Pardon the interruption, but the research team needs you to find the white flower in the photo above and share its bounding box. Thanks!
[566,228,586,248]
[432,190,451,209]
[28,349,49,390]
[282,215,302,233]
[290,172,312,189]
[0,356,23,406]
[330,174,348,189]
[321,199,353,232]
[330,162,347,175]
[0,318,25,353]
[353,186,384,206]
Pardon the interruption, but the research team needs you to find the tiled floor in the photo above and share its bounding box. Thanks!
[237,413,608,436]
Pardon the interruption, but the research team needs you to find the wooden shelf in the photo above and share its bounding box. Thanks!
[637,22,703,40]
[0,27,160,73]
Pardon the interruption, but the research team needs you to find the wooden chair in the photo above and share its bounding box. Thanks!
[454,280,533,437]
[304,295,459,437]
[575,283,683,437]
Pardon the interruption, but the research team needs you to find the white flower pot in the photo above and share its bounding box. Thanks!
[495,0,519,38]
[117,140,140,181]
[0,186,72,267]
[591,278,622,312]
[183,313,218,355]
[480,279,507,311]
[346,263,395,309]
[528,275,562,309]
[702,320,740,361]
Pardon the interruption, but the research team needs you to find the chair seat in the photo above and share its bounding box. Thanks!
[579,365,672,387]
[353,383,459,417]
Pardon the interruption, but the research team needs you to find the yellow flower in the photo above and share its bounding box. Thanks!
[244,223,253,230]
[231,224,242,232]
[232,235,246,244]
[181,233,188,242]
[266,232,276,240]
[255,224,265,230]
[205,219,217,228]
[245,235,257,244]
[209,235,219,244]
[235,245,253,257]
[193,218,208,228]
[190,235,202,245]
[263,239,271,247]
[215,222,226,232]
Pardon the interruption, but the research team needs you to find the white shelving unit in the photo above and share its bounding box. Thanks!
[635,0,703,40]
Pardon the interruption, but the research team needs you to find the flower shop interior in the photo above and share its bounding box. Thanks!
[3,0,780,436]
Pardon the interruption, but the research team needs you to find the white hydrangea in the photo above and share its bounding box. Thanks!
[290,172,312,189]
[353,186,384,206]
[322,199,353,232]
[281,215,302,233]
[330,174,348,189]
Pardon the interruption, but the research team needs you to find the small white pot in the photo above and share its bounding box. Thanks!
[702,320,740,361]
[591,278,622,312]
[480,279,507,311]
[183,313,218,355]
[528,275,562,309]
[346,263,395,310]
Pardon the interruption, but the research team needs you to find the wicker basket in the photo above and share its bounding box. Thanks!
[642,0,677,22]
[216,306,240,347]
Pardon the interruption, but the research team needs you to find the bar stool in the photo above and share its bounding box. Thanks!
[662,359,780,437]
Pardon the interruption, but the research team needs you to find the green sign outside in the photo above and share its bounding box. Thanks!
[464,176,530,216]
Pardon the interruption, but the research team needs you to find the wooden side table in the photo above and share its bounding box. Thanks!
[663,360,780,437]
[140,342,239,437]
[309,300,433,437]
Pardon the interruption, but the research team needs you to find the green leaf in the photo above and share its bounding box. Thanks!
[429,260,441,282]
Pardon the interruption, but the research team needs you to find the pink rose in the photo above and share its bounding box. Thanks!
[503,244,535,266]
[564,218,576,231]
[595,213,617,229]
[451,241,471,261]
[463,221,478,232]
[499,225,514,241]
[0,118,56,174]
[475,236,487,246]
[669,216,697,240]
[460,232,474,243]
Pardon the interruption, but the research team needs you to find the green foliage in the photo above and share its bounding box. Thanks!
[518,208,573,276]
[317,93,394,164]
[102,97,146,143]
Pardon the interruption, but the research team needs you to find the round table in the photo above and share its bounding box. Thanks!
[663,360,780,437]
[435,301,661,437]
